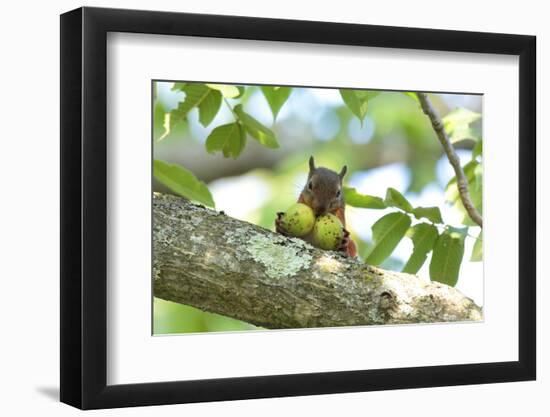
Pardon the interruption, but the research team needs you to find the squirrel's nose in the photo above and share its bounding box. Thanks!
[315,205,327,215]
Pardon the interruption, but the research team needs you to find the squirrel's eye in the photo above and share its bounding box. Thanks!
[336,189,341,197]
[308,182,313,190]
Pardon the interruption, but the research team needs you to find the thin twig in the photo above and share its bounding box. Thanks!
[416,92,483,228]
[223,97,239,120]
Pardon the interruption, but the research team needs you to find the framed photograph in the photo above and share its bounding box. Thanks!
[60,6,536,409]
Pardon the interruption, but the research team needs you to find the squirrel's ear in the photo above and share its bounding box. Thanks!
[309,156,316,171]
[339,165,348,179]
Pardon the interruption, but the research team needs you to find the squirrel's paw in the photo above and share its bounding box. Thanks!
[275,212,290,236]
[337,229,351,256]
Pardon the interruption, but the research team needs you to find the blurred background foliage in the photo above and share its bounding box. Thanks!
[152,81,483,335]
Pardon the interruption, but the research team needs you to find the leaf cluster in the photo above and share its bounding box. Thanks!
[345,182,479,286]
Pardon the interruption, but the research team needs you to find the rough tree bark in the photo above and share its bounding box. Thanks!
[153,193,482,329]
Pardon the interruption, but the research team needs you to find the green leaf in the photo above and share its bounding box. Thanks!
[366,212,411,266]
[234,86,245,98]
[153,100,167,141]
[429,228,466,286]
[471,231,483,262]
[443,107,481,128]
[443,108,482,144]
[198,89,222,127]
[234,104,279,149]
[450,126,480,144]
[261,86,292,120]
[171,82,186,91]
[205,122,246,159]
[339,89,370,126]
[404,92,420,104]
[170,84,222,129]
[402,223,439,274]
[206,84,241,98]
[472,140,483,160]
[385,188,413,212]
[343,187,387,209]
[474,163,483,191]
[153,160,215,208]
[412,206,443,224]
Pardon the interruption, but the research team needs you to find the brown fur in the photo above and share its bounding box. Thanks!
[298,157,357,257]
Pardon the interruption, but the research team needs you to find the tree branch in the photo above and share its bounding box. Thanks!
[153,193,482,329]
[416,92,483,227]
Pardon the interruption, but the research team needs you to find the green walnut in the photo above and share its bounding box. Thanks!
[280,203,316,237]
[312,213,344,250]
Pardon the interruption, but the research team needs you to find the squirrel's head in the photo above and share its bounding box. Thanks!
[301,156,347,216]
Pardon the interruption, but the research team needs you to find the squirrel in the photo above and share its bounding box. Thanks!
[275,156,357,257]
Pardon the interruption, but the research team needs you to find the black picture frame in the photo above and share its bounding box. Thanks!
[60,6,536,410]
